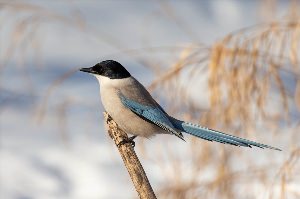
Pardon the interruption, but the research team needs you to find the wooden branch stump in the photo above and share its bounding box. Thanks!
[103,112,157,199]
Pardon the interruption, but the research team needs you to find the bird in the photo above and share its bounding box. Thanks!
[80,60,281,151]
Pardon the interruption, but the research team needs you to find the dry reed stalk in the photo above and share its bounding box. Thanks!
[148,19,300,199]
[103,112,157,199]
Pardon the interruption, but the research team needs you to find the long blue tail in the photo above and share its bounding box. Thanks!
[169,117,281,151]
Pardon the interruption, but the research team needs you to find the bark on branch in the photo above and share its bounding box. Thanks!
[103,112,157,199]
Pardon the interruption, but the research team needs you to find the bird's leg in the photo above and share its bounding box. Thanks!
[117,135,137,147]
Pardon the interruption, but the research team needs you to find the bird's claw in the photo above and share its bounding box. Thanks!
[117,136,137,147]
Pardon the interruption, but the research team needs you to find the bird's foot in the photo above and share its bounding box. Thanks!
[117,135,137,147]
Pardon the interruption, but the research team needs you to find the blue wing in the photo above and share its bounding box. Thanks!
[170,117,281,150]
[118,92,184,140]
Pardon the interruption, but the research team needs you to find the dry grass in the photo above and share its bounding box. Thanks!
[146,4,300,199]
[150,20,300,129]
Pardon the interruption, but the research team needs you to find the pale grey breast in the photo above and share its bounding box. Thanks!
[98,76,165,138]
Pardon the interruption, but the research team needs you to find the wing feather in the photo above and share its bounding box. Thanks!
[118,92,184,140]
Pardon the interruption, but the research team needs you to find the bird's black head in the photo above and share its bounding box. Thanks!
[80,60,131,79]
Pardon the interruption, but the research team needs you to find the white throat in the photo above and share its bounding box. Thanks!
[94,74,133,88]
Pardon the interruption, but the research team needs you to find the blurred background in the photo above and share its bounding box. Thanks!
[0,0,299,199]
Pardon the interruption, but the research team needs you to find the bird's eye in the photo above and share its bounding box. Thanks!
[92,66,101,75]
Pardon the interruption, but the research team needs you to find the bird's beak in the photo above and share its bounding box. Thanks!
[79,67,95,74]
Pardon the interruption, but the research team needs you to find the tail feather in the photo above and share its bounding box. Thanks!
[170,117,281,151]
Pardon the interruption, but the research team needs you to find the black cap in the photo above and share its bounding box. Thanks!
[80,60,131,79]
